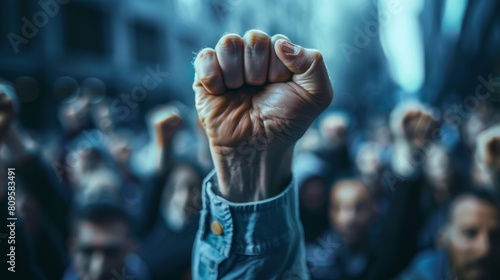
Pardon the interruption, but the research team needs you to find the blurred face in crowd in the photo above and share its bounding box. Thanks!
[425,145,451,187]
[72,219,133,280]
[92,102,115,132]
[425,145,453,202]
[80,169,121,200]
[330,180,375,247]
[355,142,382,178]
[320,114,348,149]
[107,133,132,168]
[66,148,106,189]
[471,161,493,190]
[300,176,328,213]
[58,97,91,133]
[442,196,500,280]
[463,103,498,149]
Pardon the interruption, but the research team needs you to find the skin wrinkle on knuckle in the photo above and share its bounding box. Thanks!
[200,74,220,88]
[219,36,242,54]
[198,48,214,57]
[273,72,291,82]
[196,49,216,66]
[308,49,323,65]
[245,77,265,85]
[247,36,269,55]
[244,29,268,38]
[245,42,269,86]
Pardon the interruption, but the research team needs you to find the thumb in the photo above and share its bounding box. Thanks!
[274,39,333,102]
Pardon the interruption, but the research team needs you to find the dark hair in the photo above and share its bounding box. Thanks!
[330,177,374,197]
[66,132,123,178]
[70,194,135,237]
[446,188,500,223]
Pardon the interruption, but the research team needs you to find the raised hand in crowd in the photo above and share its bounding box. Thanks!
[194,29,333,202]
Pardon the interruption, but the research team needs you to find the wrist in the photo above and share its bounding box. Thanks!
[210,143,294,203]
[391,139,425,177]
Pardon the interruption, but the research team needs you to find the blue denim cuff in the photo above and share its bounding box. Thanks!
[198,169,300,257]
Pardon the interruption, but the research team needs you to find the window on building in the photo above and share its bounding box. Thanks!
[131,20,164,63]
[63,3,109,56]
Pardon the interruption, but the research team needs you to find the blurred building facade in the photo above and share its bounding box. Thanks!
[0,0,228,129]
[1,0,499,131]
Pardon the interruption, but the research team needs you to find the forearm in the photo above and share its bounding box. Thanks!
[156,143,173,177]
[390,139,426,178]
[210,144,294,202]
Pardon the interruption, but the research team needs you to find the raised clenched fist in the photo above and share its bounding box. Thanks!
[148,104,184,148]
[391,103,439,148]
[193,30,333,202]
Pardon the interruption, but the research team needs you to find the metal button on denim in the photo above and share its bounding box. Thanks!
[211,221,223,235]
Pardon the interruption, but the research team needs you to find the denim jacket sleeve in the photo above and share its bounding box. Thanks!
[192,170,309,280]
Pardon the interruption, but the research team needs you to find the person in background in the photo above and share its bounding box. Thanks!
[388,101,440,178]
[105,128,140,185]
[294,153,332,243]
[423,145,460,205]
[138,162,203,280]
[417,144,464,251]
[476,125,500,194]
[138,105,203,279]
[315,112,354,180]
[1,84,70,280]
[354,142,385,197]
[307,179,378,280]
[399,190,500,280]
[0,84,16,146]
[139,104,185,235]
[0,83,46,280]
[64,198,149,280]
[60,91,95,135]
[63,142,139,215]
[368,103,441,279]
[90,98,116,134]
[57,94,94,166]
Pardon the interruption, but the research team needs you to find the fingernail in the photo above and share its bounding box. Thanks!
[281,41,299,55]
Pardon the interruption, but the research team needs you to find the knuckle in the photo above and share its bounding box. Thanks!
[217,34,243,53]
[195,49,216,67]
[310,49,324,62]
[226,79,244,88]
[244,29,268,38]
[246,36,270,53]
[269,71,291,82]
[271,34,290,42]
[200,74,221,88]
[197,48,215,59]
[245,76,266,85]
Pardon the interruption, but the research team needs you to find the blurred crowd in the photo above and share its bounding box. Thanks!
[1,73,500,280]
